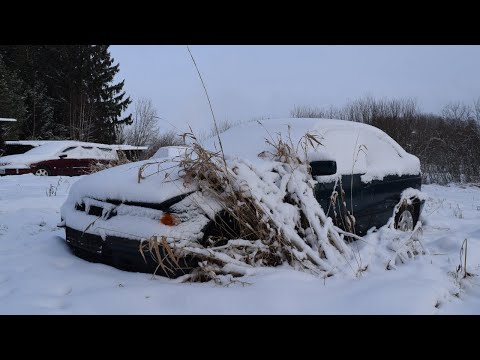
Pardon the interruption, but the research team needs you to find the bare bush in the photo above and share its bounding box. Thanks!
[291,105,324,118]
[199,118,249,141]
[290,104,345,119]
[441,101,474,122]
[474,98,480,122]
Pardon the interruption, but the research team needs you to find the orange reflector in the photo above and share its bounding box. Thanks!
[160,213,178,226]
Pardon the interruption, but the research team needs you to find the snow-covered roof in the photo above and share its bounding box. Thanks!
[110,144,148,151]
[5,140,148,151]
[23,141,91,156]
[205,118,421,182]
[6,140,57,147]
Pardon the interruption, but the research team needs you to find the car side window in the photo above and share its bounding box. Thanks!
[92,147,117,160]
[61,146,77,153]
[54,145,117,160]
[77,147,99,159]
[60,146,95,159]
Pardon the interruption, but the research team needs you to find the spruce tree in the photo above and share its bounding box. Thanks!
[0,45,131,143]
[88,45,132,143]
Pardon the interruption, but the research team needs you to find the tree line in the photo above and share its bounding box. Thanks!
[291,96,480,184]
[2,46,479,185]
[0,45,131,146]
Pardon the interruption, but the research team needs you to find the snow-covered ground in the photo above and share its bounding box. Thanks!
[1,174,479,314]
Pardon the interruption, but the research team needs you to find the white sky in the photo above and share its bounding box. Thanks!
[110,45,480,134]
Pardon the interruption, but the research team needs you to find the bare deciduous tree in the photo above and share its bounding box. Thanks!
[473,97,480,122]
[441,101,474,121]
[124,98,160,146]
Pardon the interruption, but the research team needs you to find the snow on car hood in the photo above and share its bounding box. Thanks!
[0,154,54,168]
[64,157,197,207]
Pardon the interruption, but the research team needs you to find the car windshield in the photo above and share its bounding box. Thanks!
[23,142,79,157]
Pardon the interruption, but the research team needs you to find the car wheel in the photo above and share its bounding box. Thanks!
[35,167,51,176]
[394,204,416,231]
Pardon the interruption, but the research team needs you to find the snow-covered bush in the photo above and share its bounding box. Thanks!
[139,129,358,282]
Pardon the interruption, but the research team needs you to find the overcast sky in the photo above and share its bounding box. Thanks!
[110,45,480,134]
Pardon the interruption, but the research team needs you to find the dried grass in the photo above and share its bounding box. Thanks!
[136,127,359,282]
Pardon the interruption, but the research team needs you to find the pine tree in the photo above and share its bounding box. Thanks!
[88,45,132,143]
[0,45,131,143]
[0,46,57,139]
[50,45,132,143]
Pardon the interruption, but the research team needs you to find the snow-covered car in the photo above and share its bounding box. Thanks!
[1,140,148,160]
[60,118,424,276]
[0,141,118,176]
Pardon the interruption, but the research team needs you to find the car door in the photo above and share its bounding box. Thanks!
[312,129,372,234]
[316,173,375,235]
[76,146,98,175]
[53,146,81,176]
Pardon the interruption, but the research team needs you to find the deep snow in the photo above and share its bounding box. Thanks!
[1,174,480,314]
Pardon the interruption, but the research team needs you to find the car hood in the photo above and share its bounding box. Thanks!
[64,158,198,208]
[0,154,52,167]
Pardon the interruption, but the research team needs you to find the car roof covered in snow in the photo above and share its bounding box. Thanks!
[5,140,57,147]
[205,118,421,182]
[110,144,148,151]
[22,141,106,156]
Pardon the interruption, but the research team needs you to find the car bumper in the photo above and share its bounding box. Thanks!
[65,226,198,278]
[0,167,32,176]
